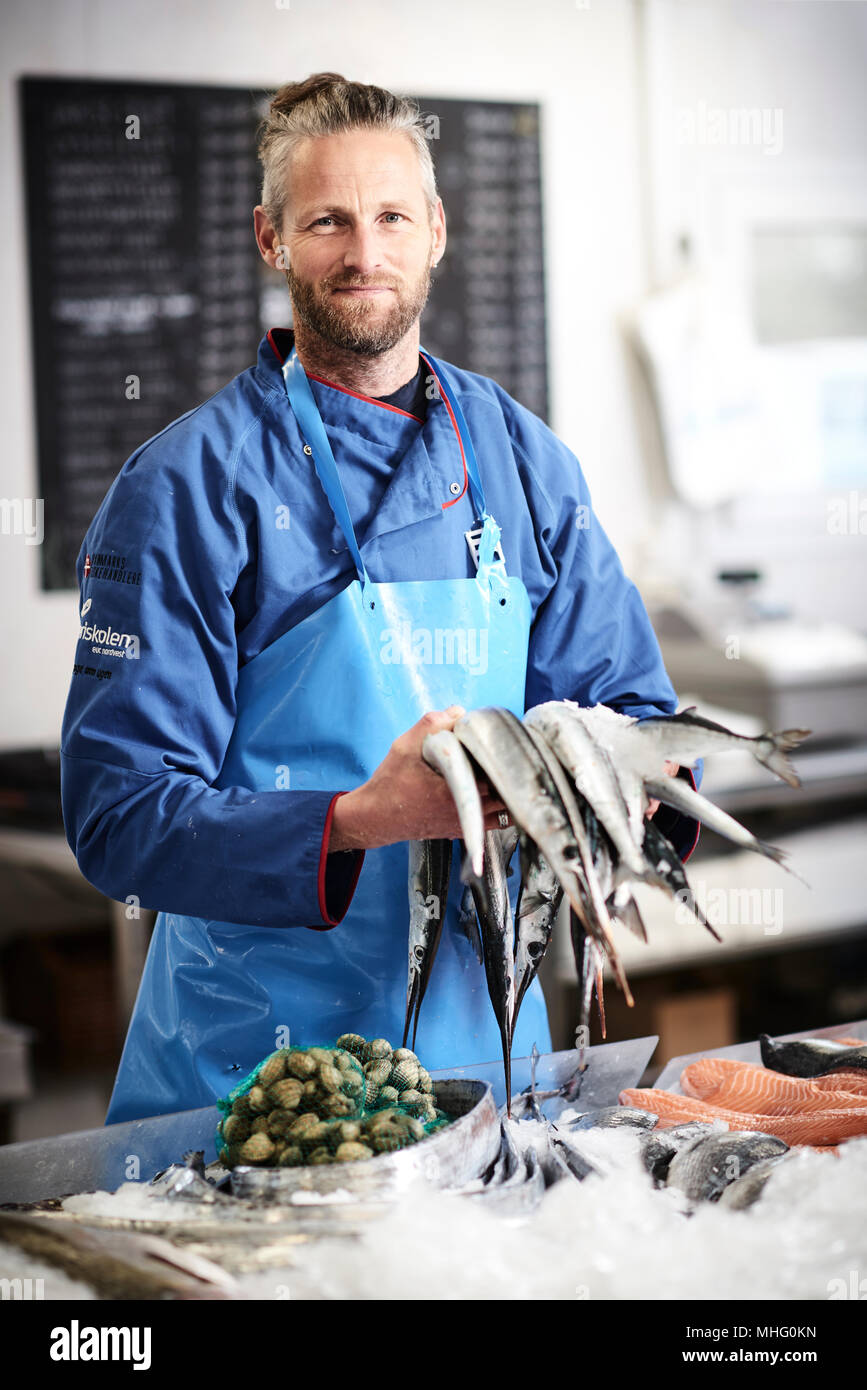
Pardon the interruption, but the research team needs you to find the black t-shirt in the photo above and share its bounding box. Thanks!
[373,361,428,420]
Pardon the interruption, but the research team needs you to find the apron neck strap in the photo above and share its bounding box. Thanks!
[282,348,371,587]
[418,348,488,523]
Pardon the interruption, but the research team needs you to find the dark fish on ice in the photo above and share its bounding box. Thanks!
[717,1154,790,1210]
[639,1121,717,1184]
[665,1130,789,1203]
[759,1032,867,1077]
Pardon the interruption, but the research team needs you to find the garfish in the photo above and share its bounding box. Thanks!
[665,1130,789,1203]
[524,702,658,888]
[521,717,619,950]
[455,708,620,961]
[635,708,811,789]
[422,728,486,880]
[404,837,452,1049]
[0,1210,238,1300]
[641,772,795,872]
[512,845,563,1036]
[471,826,519,1112]
[642,819,722,942]
[759,1033,867,1078]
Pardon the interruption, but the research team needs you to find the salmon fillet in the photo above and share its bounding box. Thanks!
[619,1086,867,1146]
[679,1057,867,1115]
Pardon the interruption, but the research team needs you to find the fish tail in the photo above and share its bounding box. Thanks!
[756,729,811,788]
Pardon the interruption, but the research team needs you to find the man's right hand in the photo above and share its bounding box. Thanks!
[328,707,509,851]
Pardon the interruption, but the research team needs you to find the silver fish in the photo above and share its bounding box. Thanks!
[636,707,811,789]
[567,1106,659,1132]
[457,880,483,964]
[422,728,486,879]
[455,708,618,946]
[524,702,654,887]
[471,826,518,1112]
[404,837,452,1049]
[512,845,563,1036]
[643,772,795,872]
[759,1033,867,1077]
[717,1154,790,1210]
[639,1121,717,1184]
[665,1130,789,1203]
[521,718,619,952]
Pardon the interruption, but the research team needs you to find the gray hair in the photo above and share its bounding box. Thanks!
[257,72,438,237]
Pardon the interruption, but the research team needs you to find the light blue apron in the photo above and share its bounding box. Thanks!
[105,346,551,1123]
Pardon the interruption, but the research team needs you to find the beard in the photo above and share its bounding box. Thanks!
[284,255,433,357]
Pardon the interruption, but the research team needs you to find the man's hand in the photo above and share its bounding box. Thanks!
[328,707,509,851]
[645,759,680,818]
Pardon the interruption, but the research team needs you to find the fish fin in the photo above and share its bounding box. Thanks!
[757,729,811,789]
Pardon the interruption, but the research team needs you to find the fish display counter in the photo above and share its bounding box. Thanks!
[1,1025,866,1302]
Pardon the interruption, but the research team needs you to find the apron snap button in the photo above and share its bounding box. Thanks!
[449,481,461,496]
[303,444,313,456]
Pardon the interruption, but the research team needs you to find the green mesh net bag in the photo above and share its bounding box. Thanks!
[216,1036,450,1168]
[215,1044,366,1168]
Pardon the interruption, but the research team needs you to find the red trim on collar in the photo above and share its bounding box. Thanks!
[305,371,423,422]
[268,329,468,511]
[266,329,423,421]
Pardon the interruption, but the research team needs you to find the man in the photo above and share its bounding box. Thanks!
[61,73,698,1124]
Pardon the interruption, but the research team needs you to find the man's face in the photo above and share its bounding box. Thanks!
[261,128,445,356]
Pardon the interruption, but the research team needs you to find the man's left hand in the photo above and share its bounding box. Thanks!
[645,760,680,819]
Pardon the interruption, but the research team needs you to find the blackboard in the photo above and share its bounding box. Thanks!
[19,77,548,590]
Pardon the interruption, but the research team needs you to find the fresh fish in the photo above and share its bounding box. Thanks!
[717,1154,790,1210]
[642,772,794,872]
[642,819,722,942]
[665,1130,789,1202]
[639,1121,717,1183]
[471,826,518,1112]
[455,709,621,966]
[549,1135,598,1182]
[512,845,563,1036]
[567,1106,659,1131]
[524,702,656,888]
[635,708,811,789]
[521,719,617,942]
[759,1033,867,1078]
[457,880,483,964]
[422,728,486,879]
[404,837,452,1049]
[0,1210,238,1300]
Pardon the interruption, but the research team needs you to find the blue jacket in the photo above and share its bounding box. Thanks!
[60,327,699,931]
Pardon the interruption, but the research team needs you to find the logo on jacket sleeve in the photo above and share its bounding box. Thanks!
[78,612,140,660]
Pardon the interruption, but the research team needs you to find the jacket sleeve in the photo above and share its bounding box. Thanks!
[521,434,701,862]
[60,426,364,928]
